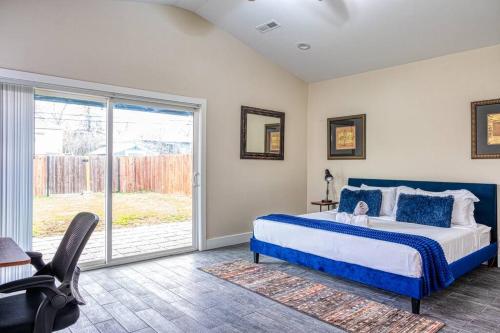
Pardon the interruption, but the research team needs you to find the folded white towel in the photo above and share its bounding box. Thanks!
[354,201,369,216]
[335,212,351,224]
[351,215,369,227]
[334,212,370,227]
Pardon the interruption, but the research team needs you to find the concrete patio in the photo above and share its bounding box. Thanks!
[33,221,193,263]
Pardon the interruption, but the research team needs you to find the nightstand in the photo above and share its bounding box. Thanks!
[310,201,338,212]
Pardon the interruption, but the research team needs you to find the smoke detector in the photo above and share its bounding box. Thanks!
[256,20,280,33]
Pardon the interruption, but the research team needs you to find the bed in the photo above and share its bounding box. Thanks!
[250,178,498,314]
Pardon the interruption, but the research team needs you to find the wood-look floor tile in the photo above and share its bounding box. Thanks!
[109,288,150,312]
[102,302,148,332]
[66,244,500,333]
[136,308,183,333]
[94,319,128,333]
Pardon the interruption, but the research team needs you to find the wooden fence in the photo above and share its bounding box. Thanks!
[33,154,192,196]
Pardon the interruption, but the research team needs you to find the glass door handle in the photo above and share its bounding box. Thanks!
[193,172,201,188]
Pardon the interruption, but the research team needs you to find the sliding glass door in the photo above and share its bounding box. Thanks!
[33,90,197,266]
[33,90,107,264]
[110,100,194,259]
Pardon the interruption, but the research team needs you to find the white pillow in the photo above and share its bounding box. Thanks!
[361,184,396,216]
[341,185,361,191]
[415,189,479,227]
[392,186,417,217]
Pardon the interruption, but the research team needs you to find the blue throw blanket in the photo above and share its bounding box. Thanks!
[258,214,454,296]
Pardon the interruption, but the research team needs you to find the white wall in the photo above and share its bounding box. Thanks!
[307,45,500,236]
[0,0,308,242]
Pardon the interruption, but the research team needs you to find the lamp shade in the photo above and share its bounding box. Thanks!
[324,169,333,182]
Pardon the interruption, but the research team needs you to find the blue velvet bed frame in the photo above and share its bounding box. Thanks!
[250,178,498,314]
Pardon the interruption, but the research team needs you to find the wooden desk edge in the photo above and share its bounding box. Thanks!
[0,237,31,267]
[0,258,31,268]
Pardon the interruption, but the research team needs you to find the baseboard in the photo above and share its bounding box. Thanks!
[205,232,252,250]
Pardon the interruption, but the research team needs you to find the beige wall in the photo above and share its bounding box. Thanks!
[0,0,308,240]
[2,0,499,244]
[307,45,500,230]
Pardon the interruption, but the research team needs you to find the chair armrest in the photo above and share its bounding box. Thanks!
[0,275,55,294]
[0,275,67,308]
[71,266,86,305]
[1,276,71,333]
[26,251,46,271]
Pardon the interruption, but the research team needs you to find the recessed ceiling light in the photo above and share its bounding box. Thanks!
[297,43,311,51]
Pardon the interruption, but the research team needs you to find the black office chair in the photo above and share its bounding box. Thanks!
[0,212,99,333]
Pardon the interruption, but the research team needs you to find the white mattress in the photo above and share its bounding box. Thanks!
[253,211,491,278]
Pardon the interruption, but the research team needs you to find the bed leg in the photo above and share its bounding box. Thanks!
[488,256,498,268]
[411,298,420,315]
[253,252,259,264]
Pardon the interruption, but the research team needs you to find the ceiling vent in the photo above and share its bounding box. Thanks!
[256,20,280,33]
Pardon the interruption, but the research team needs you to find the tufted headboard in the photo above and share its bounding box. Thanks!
[348,178,498,243]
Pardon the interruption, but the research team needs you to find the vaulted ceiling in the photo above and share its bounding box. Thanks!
[136,0,500,82]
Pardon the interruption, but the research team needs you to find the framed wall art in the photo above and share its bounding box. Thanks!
[264,123,281,153]
[471,98,500,159]
[327,114,366,160]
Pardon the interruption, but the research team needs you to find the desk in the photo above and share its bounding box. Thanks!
[0,237,30,267]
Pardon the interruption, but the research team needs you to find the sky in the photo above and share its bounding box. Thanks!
[35,100,193,155]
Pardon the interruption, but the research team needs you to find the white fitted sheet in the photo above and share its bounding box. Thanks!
[253,211,491,278]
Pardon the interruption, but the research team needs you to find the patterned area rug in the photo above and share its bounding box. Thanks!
[200,260,444,333]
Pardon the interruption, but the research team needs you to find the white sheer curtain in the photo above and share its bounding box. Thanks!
[0,83,34,283]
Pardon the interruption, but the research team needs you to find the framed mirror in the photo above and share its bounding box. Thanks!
[240,106,285,160]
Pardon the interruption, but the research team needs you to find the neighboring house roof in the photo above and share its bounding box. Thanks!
[89,141,191,156]
[90,142,156,156]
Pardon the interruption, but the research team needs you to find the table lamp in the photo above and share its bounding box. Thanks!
[323,169,334,203]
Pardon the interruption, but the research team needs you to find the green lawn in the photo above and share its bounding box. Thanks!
[33,192,192,237]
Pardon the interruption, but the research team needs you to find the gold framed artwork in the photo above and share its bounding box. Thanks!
[335,126,356,150]
[265,123,281,153]
[327,114,366,160]
[472,98,500,159]
[487,113,500,145]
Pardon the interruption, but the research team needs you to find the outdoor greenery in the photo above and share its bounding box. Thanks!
[33,192,192,237]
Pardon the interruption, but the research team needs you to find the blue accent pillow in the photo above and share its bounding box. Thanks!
[338,189,383,217]
[396,194,454,228]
